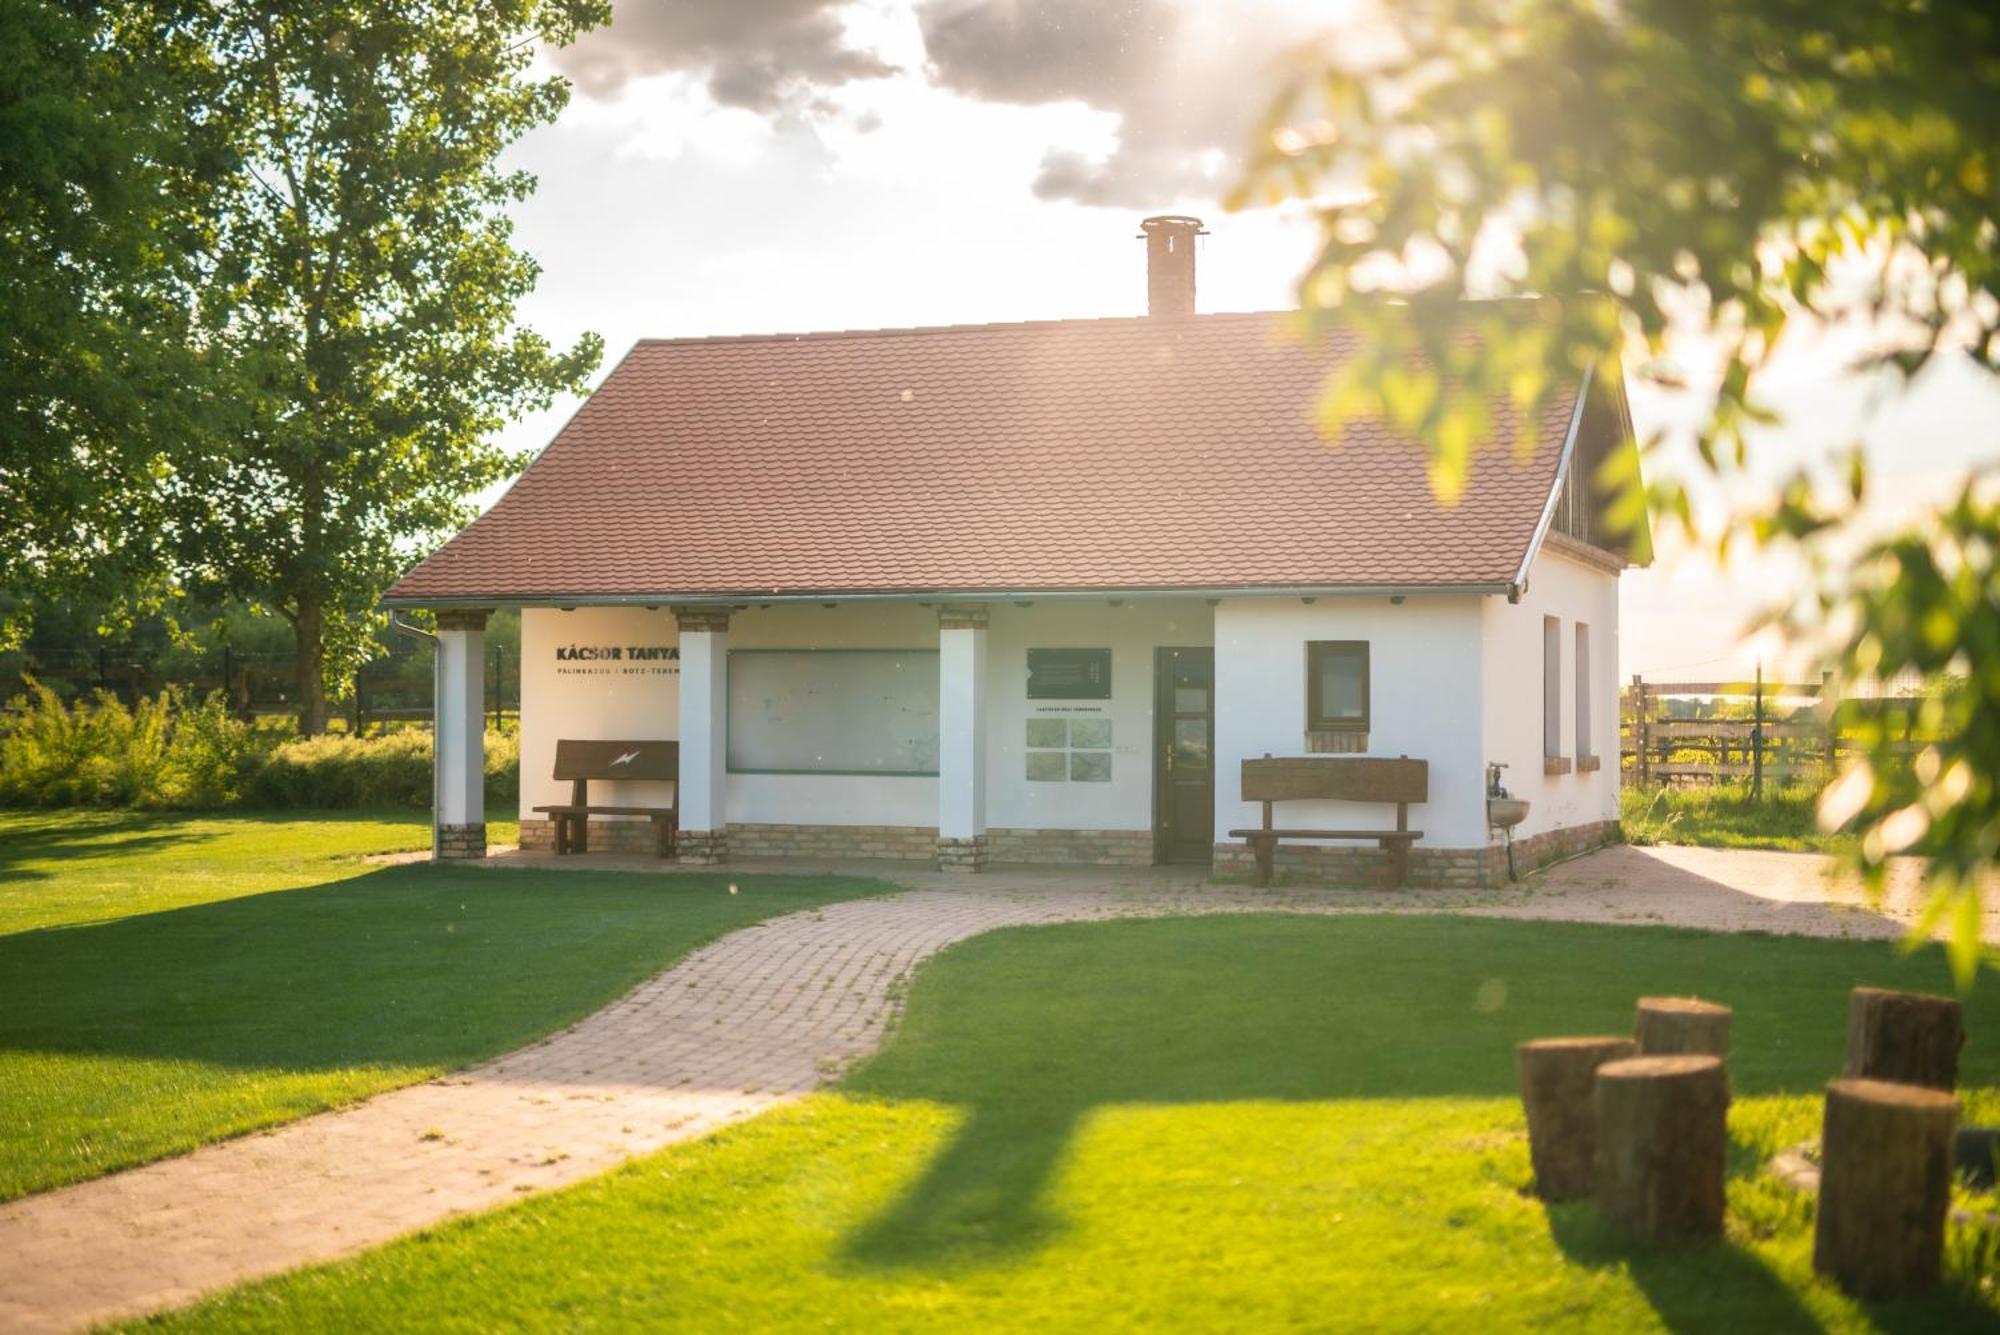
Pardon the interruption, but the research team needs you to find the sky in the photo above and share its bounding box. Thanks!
[484,0,2000,680]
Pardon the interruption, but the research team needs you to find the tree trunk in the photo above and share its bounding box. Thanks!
[1518,1036,1637,1200]
[1814,1077,1957,1297]
[293,597,329,737]
[1634,996,1731,1057]
[1845,987,1963,1091]
[1594,1054,1729,1243]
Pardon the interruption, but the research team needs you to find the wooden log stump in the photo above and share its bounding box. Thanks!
[1634,996,1732,1056]
[1594,1055,1729,1243]
[1813,1077,1958,1297]
[1518,1037,1639,1200]
[1844,987,1964,1091]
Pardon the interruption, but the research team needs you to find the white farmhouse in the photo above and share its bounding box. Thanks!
[387,217,1647,886]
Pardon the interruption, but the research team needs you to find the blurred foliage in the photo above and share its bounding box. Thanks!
[1236,0,1997,977]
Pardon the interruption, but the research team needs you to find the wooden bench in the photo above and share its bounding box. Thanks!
[1228,755,1427,888]
[532,739,679,857]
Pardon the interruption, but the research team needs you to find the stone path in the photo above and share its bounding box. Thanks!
[0,845,1976,1331]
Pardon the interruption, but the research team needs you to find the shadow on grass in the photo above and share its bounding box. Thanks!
[0,811,216,881]
[1546,1204,1824,1333]
[0,864,879,1078]
[834,913,2000,1313]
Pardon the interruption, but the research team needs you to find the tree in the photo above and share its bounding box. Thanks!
[166,0,605,733]
[0,0,230,637]
[1233,0,1998,977]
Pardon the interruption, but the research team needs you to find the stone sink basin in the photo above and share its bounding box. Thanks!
[1487,797,1531,830]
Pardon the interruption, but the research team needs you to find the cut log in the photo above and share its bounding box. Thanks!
[1634,996,1732,1057]
[1594,1054,1729,1243]
[1813,1077,1958,1297]
[1518,1037,1639,1200]
[1844,987,1964,1091]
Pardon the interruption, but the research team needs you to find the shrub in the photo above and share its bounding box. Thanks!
[0,682,257,808]
[0,686,518,811]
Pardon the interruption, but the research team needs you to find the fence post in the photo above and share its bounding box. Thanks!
[1632,674,1651,786]
[1752,660,1764,801]
[1822,670,1837,776]
[222,646,233,702]
[97,646,107,694]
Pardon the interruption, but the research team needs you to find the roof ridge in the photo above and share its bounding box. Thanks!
[629,308,1293,350]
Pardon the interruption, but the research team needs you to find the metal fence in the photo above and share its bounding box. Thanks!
[1621,668,1927,793]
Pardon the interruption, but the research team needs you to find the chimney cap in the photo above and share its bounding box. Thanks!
[1137,214,1208,238]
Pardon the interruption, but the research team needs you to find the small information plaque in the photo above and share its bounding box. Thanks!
[1026,648,1111,700]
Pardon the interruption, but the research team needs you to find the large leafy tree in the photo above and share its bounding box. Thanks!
[1234,0,1998,975]
[0,0,228,632]
[168,0,605,733]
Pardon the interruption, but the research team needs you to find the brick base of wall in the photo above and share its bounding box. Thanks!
[518,819,672,856]
[1500,819,1621,880]
[519,819,1151,867]
[1211,819,1621,889]
[935,835,990,873]
[728,823,937,861]
[677,828,729,865]
[985,827,1155,866]
[435,823,487,859]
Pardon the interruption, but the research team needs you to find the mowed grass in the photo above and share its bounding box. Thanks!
[157,914,2000,1333]
[0,811,890,1199]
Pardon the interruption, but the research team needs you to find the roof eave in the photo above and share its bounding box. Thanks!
[381,580,1519,611]
[1508,367,1594,603]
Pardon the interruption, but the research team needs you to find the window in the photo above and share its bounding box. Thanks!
[1024,716,1113,782]
[1306,641,1369,731]
[1542,617,1570,773]
[1575,622,1595,766]
[727,650,940,775]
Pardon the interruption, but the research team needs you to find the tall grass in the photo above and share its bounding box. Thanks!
[0,682,517,810]
[1620,781,1849,854]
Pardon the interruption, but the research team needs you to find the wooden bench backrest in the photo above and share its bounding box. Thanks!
[1240,755,1428,805]
[552,739,679,784]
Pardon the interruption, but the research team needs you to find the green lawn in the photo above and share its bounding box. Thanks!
[154,914,2000,1332]
[0,811,889,1199]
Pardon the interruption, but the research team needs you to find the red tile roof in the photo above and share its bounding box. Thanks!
[385,311,1581,604]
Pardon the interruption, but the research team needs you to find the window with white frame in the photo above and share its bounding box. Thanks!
[1575,622,1594,767]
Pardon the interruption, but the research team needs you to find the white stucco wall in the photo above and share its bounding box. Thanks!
[519,606,681,819]
[519,582,1617,852]
[1212,595,1489,848]
[520,600,1213,833]
[1480,546,1622,840]
[984,599,1213,832]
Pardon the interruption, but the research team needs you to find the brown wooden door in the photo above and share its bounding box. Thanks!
[1154,647,1215,864]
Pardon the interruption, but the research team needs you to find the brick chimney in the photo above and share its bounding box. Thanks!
[1139,215,1206,317]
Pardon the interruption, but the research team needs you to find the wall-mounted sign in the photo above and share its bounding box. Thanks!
[554,644,679,677]
[1026,647,1111,700]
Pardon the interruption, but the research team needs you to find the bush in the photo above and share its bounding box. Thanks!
[244,729,518,810]
[0,684,519,811]
[0,681,257,808]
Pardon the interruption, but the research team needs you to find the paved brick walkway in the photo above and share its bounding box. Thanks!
[0,846,1977,1331]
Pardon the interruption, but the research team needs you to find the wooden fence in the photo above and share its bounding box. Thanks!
[1621,672,1924,792]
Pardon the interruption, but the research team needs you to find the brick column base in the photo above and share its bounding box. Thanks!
[435,823,487,859]
[677,828,730,865]
[936,835,990,873]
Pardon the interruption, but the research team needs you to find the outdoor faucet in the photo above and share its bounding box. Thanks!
[1487,762,1510,799]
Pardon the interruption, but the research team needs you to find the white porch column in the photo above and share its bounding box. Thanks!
[433,608,489,859]
[674,606,731,863]
[936,603,989,872]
